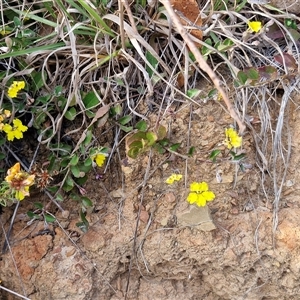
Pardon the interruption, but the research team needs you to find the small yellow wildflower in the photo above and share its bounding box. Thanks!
[3,110,11,118]
[248,21,262,33]
[5,162,35,201]
[0,110,11,131]
[7,81,25,98]
[93,153,106,167]
[187,181,215,207]
[224,128,242,149]
[3,119,28,141]
[165,173,182,184]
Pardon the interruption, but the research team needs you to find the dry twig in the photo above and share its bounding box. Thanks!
[159,0,246,134]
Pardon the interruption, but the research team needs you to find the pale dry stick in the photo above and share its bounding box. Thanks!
[118,0,126,49]
[0,285,31,300]
[121,0,138,33]
[159,0,246,134]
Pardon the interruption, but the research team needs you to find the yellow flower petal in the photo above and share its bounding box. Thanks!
[202,191,215,202]
[166,175,175,184]
[23,174,35,186]
[7,81,25,98]
[187,181,215,207]
[224,128,242,149]
[16,190,25,200]
[95,153,106,167]
[248,21,262,33]
[13,119,28,132]
[166,173,182,184]
[5,162,21,182]
[4,110,11,118]
[3,123,12,134]
[187,192,198,204]
[195,194,207,206]
[197,182,209,192]
[190,182,201,192]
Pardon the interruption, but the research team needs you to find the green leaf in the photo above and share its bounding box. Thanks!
[201,38,213,56]
[44,214,56,223]
[0,42,66,59]
[231,153,246,161]
[63,176,74,192]
[32,71,47,92]
[0,153,5,160]
[36,95,51,105]
[188,146,195,156]
[127,147,142,159]
[245,68,259,81]
[209,149,221,162]
[27,211,40,219]
[71,165,81,178]
[76,209,89,232]
[83,91,100,109]
[75,174,88,186]
[217,38,234,52]
[119,125,133,132]
[64,107,77,121]
[54,85,63,97]
[187,89,201,98]
[153,143,166,154]
[118,115,132,125]
[285,18,297,30]
[84,157,93,167]
[169,143,181,151]
[0,137,5,146]
[157,125,167,140]
[83,130,93,146]
[109,104,122,117]
[129,140,145,150]
[82,196,93,208]
[75,0,115,37]
[236,71,248,85]
[13,16,22,27]
[34,202,43,209]
[77,161,92,174]
[146,50,159,77]
[33,111,47,129]
[127,131,147,145]
[76,221,89,233]
[159,138,169,147]
[207,88,217,98]
[46,186,59,194]
[55,193,64,202]
[135,120,148,132]
[145,132,157,146]
[69,154,79,166]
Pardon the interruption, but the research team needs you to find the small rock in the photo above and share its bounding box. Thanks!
[109,188,125,198]
[177,205,216,231]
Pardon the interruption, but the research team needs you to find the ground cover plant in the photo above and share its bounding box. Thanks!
[1,0,300,298]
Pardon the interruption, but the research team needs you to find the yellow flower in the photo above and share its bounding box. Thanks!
[5,162,35,201]
[165,173,182,184]
[248,21,262,33]
[93,153,106,167]
[187,181,215,207]
[7,81,25,98]
[224,128,242,149]
[4,110,11,118]
[3,118,28,141]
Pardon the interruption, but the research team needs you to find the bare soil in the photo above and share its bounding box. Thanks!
[1,90,300,300]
